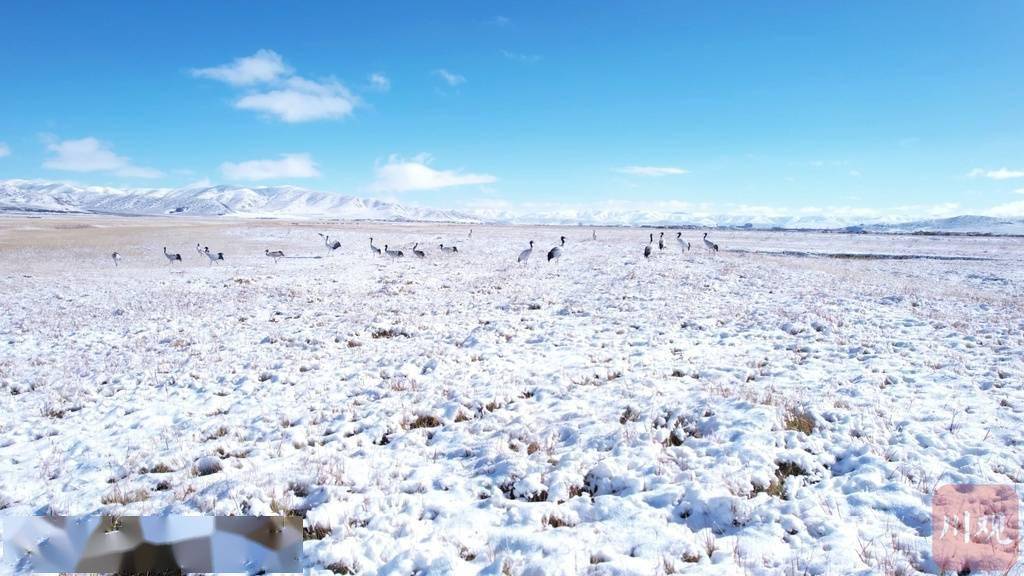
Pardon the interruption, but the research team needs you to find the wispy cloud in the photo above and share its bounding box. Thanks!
[434,69,466,87]
[967,167,1024,180]
[806,159,848,168]
[616,165,689,177]
[194,50,359,123]
[0,142,9,157]
[235,76,358,123]
[371,154,495,193]
[184,177,213,189]
[488,16,511,27]
[191,49,291,86]
[42,136,163,178]
[1015,188,1024,195]
[502,50,542,63]
[368,72,390,92]
[220,153,320,181]
[986,200,1024,217]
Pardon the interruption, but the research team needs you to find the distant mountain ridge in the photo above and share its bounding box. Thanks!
[0,179,477,222]
[2,179,1022,234]
[470,206,1024,234]
[856,215,1024,234]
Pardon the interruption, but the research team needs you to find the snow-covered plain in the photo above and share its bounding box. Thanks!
[1,216,1022,575]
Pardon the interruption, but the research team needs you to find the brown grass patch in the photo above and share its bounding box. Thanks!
[406,415,442,429]
[101,486,150,505]
[783,407,815,434]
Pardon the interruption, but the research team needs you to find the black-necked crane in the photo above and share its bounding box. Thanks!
[384,244,404,258]
[676,232,690,253]
[547,236,565,262]
[195,243,205,257]
[703,232,719,253]
[369,237,382,256]
[658,232,665,251]
[203,246,225,264]
[644,233,653,259]
[163,247,182,264]
[265,249,285,262]
[319,233,341,252]
[518,240,534,263]
[111,252,121,267]
[440,244,458,253]
[413,243,426,258]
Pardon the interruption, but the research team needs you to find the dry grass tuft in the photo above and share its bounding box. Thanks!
[406,414,442,429]
[326,561,358,574]
[303,521,332,540]
[783,407,815,435]
[620,405,642,424]
[101,486,150,505]
[541,514,575,528]
[142,462,178,474]
[755,461,809,499]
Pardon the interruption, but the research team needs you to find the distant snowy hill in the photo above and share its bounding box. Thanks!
[473,207,1024,233]
[0,179,477,222]
[2,180,1022,233]
[859,215,1024,235]
[472,208,877,230]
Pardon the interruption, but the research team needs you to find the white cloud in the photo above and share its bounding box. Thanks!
[849,169,862,177]
[985,200,1024,218]
[502,50,542,63]
[42,137,163,178]
[616,165,689,177]
[371,154,496,193]
[192,49,291,86]
[369,72,390,92]
[0,142,9,157]
[1015,188,1024,195]
[220,153,320,181]
[194,50,358,123]
[235,76,358,123]
[968,167,1024,180]
[435,69,466,86]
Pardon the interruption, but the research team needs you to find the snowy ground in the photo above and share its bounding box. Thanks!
[1,215,1022,575]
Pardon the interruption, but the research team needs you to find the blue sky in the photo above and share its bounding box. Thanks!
[1,1,1022,218]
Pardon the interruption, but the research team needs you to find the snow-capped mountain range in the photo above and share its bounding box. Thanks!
[0,179,475,222]
[2,179,1023,234]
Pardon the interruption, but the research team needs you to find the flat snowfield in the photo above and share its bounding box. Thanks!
[1,216,1022,575]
